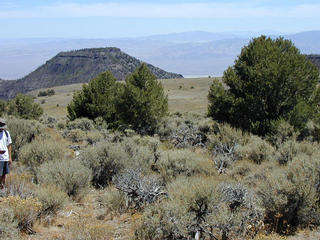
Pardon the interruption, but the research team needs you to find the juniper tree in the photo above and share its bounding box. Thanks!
[67,71,123,127]
[208,36,319,135]
[118,63,168,133]
[8,94,43,120]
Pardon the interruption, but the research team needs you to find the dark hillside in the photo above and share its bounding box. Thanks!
[0,47,182,99]
[307,55,320,70]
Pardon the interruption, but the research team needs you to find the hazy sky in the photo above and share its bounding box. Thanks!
[1,0,320,38]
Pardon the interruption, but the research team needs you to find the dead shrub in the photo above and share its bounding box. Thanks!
[156,114,212,148]
[114,169,167,210]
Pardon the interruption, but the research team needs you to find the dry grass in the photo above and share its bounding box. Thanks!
[161,77,215,114]
[254,228,320,240]
[23,189,139,240]
[31,83,83,118]
[30,77,215,118]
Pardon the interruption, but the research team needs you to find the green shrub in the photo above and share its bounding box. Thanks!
[207,123,249,151]
[35,184,68,216]
[267,119,297,146]
[80,138,153,188]
[38,89,55,97]
[66,129,87,143]
[67,118,95,131]
[215,182,264,239]
[298,120,320,142]
[7,117,43,160]
[274,140,318,165]
[242,161,277,188]
[7,94,43,120]
[18,138,67,174]
[0,207,20,240]
[156,149,213,181]
[38,90,47,97]
[287,154,320,226]
[135,198,189,240]
[94,116,108,130]
[131,135,161,150]
[37,159,92,198]
[208,36,319,136]
[228,160,255,180]
[208,123,248,172]
[238,135,275,164]
[80,142,127,188]
[135,177,264,240]
[288,101,315,133]
[0,100,7,116]
[255,154,320,234]
[86,130,103,145]
[56,120,66,130]
[156,114,184,138]
[135,177,215,239]
[120,137,155,168]
[47,89,55,96]
[40,115,57,128]
[98,186,127,214]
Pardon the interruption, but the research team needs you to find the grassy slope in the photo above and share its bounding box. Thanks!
[26,77,320,240]
[30,77,215,118]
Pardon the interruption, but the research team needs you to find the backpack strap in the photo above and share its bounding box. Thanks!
[4,130,8,139]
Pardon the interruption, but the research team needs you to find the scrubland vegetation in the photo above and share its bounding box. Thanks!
[0,36,319,239]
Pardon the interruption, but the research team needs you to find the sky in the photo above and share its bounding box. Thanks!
[0,0,320,39]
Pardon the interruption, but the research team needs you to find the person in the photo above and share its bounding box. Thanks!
[0,118,12,189]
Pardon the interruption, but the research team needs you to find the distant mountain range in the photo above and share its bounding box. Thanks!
[1,30,320,80]
[0,47,182,99]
